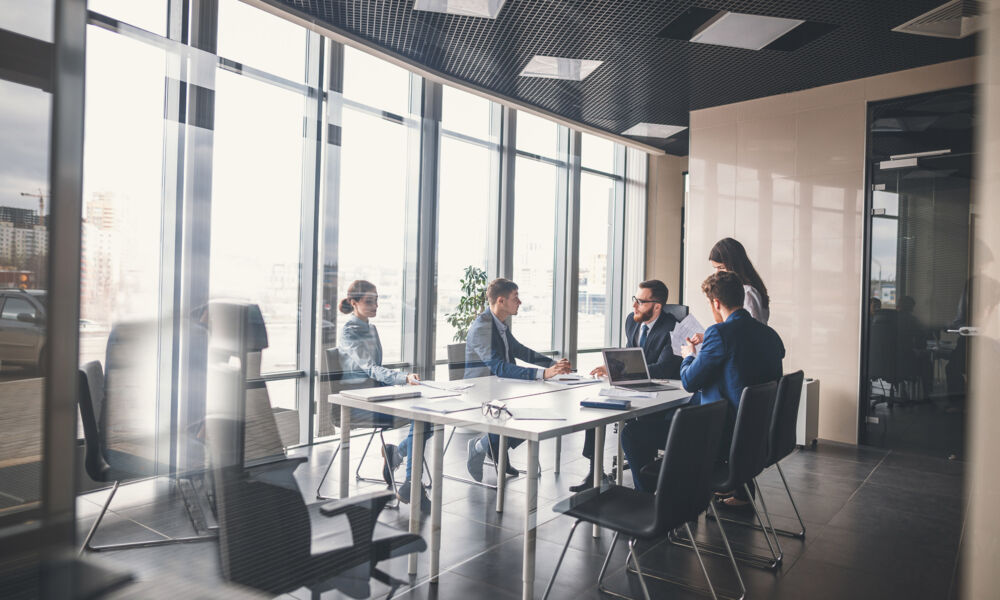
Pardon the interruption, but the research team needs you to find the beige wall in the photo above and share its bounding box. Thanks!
[684,57,977,444]
[645,153,688,300]
[965,2,1000,597]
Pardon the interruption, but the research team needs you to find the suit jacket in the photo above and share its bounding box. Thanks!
[464,309,555,380]
[339,316,408,386]
[623,313,682,379]
[680,309,785,410]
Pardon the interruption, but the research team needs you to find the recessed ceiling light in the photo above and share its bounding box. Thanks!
[621,123,687,139]
[690,11,805,50]
[519,56,603,81]
[412,0,506,19]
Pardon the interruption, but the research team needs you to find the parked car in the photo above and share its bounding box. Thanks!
[0,289,46,372]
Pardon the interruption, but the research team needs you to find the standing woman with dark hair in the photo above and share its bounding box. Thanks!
[338,280,431,512]
[708,237,770,324]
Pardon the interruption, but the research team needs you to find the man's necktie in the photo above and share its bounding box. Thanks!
[639,323,649,348]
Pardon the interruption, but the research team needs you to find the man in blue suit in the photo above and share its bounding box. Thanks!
[465,278,572,481]
[622,270,784,493]
[573,279,682,492]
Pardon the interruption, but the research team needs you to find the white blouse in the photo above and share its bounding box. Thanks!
[744,285,769,324]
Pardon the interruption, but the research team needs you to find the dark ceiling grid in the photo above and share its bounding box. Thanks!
[275,0,976,155]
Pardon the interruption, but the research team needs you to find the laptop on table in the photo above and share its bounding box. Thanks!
[601,347,678,392]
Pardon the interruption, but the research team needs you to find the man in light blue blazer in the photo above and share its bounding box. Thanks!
[464,278,572,481]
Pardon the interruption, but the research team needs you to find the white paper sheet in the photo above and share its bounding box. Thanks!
[670,314,706,356]
[550,374,602,386]
[412,398,480,413]
[420,380,474,391]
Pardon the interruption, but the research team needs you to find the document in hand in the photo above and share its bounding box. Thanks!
[670,314,706,356]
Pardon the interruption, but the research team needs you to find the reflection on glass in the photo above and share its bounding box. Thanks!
[217,0,307,82]
[211,68,305,374]
[516,111,561,159]
[89,0,167,36]
[0,0,53,41]
[0,77,50,515]
[578,172,614,349]
[343,47,412,117]
[512,157,559,352]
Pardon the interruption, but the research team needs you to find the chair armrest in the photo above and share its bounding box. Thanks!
[320,490,395,548]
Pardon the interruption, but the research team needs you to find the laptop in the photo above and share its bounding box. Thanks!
[601,347,678,392]
[341,385,422,402]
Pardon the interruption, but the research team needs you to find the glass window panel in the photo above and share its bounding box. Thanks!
[0,0,53,41]
[441,85,492,139]
[336,107,414,363]
[217,0,307,82]
[81,26,167,367]
[516,111,562,160]
[581,132,616,173]
[0,77,50,515]
[211,69,305,374]
[436,136,493,360]
[343,47,411,117]
[512,156,559,352]
[578,172,615,349]
[89,0,167,36]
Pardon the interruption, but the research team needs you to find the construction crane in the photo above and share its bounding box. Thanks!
[19,189,47,226]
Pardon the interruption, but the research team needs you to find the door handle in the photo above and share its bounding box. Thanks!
[946,327,980,337]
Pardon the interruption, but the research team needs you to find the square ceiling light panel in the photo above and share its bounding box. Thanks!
[412,0,506,19]
[519,56,604,81]
[622,123,687,139]
[691,11,805,50]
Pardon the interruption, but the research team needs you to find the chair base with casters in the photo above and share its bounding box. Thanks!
[79,478,217,554]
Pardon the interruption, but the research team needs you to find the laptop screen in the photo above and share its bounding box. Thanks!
[602,348,650,383]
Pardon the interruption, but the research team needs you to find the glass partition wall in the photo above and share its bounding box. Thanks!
[71,1,647,463]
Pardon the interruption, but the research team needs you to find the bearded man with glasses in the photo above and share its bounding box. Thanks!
[573,279,683,492]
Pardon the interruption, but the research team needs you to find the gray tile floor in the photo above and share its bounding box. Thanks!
[76,430,966,599]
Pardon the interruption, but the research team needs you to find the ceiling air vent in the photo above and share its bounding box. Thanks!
[893,0,983,39]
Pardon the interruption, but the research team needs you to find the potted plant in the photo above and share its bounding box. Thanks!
[444,266,488,378]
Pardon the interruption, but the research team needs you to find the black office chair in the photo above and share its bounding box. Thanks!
[77,360,216,553]
[666,382,781,571]
[207,394,425,599]
[710,371,806,539]
[661,304,689,322]
[315,348,430,502]
[543,400,744,600]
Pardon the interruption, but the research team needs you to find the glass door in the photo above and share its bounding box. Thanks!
[863,151,973,456]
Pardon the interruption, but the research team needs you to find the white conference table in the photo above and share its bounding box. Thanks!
[329,375,691,600]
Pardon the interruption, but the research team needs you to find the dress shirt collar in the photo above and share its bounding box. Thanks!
[490,309,509,335]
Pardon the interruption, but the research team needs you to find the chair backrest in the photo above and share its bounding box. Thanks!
[727,381,778,485]
[447,342,467,381]
[768,370,805,465]
[662,304,689,323]
[207,414,314,595]
[321,347,374,429]
[652,400,727,530]
[78,361,111,482]
[868,309,899,382]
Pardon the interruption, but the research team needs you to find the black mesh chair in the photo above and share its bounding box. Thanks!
[542,400,744,600]
[661,304,689,322]
[713,371,807,540]
[207,384,426,600]
[77,360,216,553]
[667,381,781,571]
[315,348,429,502]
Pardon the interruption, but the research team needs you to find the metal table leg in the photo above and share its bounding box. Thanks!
[408,421,425,576]
[523,440,539,599]
[616,421,624,486]
[593,425,605,538]
[430,423,444,583]
[339,405,351,499]
[496,435,508,513]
